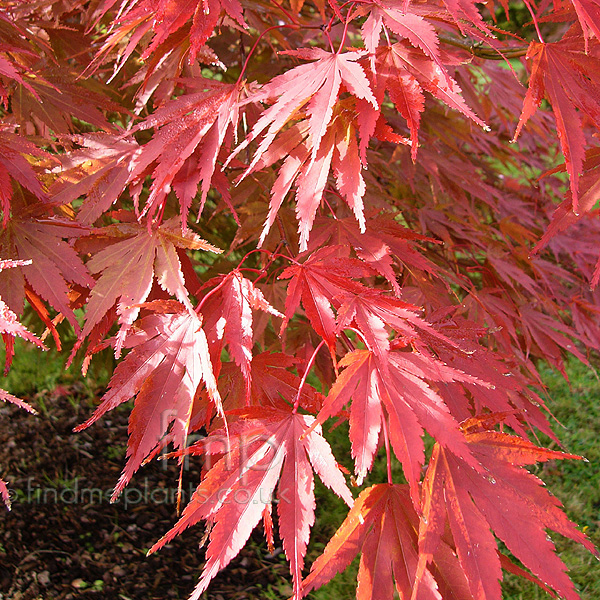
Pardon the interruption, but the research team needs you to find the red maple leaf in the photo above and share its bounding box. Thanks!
[0,13,40,107]
[231,48,378,249]
[89,0,246,76]
[302,483,469,600]
[149,405,353,599]
[0,258,45,509]
[309,215,443,293]
[0,210,94,332]
[415,419,598,600]
[569,0,600,48]
[247,104,369,249]
[279,247,375,354]
[312,348,483,499]
[0,258,47,373]
[75,303,222,500]
[199,270,283,399]
[51,133,140,225]
[368,42,486,159]
[130,80,242,226]
[336,287,456,366]
[12,68,123,137]
[76,218,221,356]
[360,2,443,68]
[216,352,324,414]
[514,34,600,213]
[0,125,48,227]
[309,216,403,295]
[533,148,600,286]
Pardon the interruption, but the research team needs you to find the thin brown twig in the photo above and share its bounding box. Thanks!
[439,35,529,60]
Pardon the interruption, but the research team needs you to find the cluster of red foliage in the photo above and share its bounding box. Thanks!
[1,1,599,598]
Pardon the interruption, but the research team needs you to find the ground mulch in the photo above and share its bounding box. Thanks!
[0,386,292,600]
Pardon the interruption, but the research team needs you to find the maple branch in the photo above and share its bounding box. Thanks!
[324,15,341,33]
[253,241,286,283]
[275,214,287,245]
[236,244,289,284]
[176,460,185,515]
[292,339,326,414]
[324,0,364,33]
[237,267,264,275]
[324,27,335,53]
[383,23,392,47]
[239,31,246,74]
[236,247,278,270]
[322,194,339,219]
[154,198,167,227]
[439,35,529,60]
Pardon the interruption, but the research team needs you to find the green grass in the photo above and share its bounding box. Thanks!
[0,337,113,407]
[1,341,67,399]
[501,361,600,600]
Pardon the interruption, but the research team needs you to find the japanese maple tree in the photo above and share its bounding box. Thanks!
[1,0,599,598]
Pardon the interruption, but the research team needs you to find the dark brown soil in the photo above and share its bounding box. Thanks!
[0,385,292,600]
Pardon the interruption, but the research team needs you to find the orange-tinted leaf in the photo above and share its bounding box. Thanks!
[77,218,221,356]
[416,430,597,600]
[303,484,465,600]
